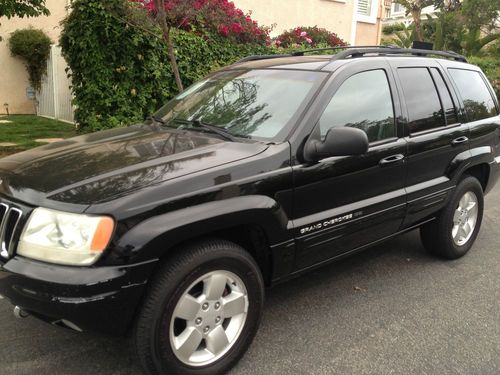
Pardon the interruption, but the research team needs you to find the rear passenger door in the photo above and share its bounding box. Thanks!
[389,60,470,227]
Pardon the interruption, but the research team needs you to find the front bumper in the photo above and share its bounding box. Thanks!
[0,256,158,335]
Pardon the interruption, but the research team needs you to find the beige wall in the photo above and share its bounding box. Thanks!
[233,0,356,43]
[355,21,380,45]
[0,0,68,115]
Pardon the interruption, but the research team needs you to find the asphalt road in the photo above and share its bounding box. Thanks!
[1,184,499,375]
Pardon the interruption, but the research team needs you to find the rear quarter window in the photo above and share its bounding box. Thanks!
[448,68,498,122]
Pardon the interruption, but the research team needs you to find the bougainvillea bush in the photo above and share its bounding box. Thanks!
[275,26,347,48]
[136,0,270,44]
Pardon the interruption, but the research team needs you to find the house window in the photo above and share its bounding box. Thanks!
[357,0,377,23]
[393,3,405,13]
[357,0,372,16]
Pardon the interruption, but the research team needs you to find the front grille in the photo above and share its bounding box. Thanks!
[0,202,23,259]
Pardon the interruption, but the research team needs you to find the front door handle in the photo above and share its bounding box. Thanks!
[379,154,405,166]
[451,136,469,145]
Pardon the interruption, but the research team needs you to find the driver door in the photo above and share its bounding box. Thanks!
[292,60,408,270]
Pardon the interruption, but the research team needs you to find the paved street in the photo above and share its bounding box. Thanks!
[1,184,499,375]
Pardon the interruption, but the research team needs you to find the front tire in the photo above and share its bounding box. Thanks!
[420,176,484,259]
[134,239,264,375]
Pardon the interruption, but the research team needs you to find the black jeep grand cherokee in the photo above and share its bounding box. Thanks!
[0,47,499,375]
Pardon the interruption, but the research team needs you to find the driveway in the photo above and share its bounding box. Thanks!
[1,184,499,374]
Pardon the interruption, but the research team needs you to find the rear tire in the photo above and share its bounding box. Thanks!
[421,176,484,259]
[134,239,264,375]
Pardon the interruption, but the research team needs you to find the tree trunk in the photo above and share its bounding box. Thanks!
[411,9,424,41]
[154,0,184,93]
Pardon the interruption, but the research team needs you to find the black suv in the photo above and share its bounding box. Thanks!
[0,47,499,375]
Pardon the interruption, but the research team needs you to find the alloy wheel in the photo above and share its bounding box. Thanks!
[452,191,479,246]
[169,270,249,367]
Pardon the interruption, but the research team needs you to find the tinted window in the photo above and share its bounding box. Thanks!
[398,68,445,133]
[449,69,498,122]
[155,69,325,140]
[430,68,459,125]
[319,70,395,143]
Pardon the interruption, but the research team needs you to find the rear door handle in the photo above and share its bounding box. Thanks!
[379,154,405,166]
[451,136,469,145]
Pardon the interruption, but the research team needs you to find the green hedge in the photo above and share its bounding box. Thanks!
[60,0,273,132]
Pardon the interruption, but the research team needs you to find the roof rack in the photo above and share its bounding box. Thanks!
[236,45,467,64]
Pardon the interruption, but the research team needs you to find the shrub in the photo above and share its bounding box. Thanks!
[382,23,406,35]
[275,26,347,48]
[60,0,274,132]
[8,28,51,91]
[136,0,271,45]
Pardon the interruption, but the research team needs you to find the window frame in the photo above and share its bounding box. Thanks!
[447,67,500,123]
[429,67,460,127]
[397,66,449,136]
[288,59,405,159]
[316,68,398,145]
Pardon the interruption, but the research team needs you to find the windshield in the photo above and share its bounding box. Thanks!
[154,69,325,140]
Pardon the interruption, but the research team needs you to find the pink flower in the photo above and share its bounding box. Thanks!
[219,24,229,37]
[300,31,307,37]
[305,37,313,44]
[230,22,245,33]
[266,39,271,46]
[276,39,282,46]
[193,0,205,10]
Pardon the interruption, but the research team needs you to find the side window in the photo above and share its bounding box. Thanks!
[430,68,459,125]
[448,68,498,122]
[319,70,395,143]
[398,67,445,133]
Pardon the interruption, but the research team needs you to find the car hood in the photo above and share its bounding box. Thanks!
[0,125,268,208]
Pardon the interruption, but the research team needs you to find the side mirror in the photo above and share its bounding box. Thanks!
[303,127,369,162]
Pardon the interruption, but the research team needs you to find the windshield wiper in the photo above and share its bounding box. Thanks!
[173,118,245,142]
[146,114,166,125]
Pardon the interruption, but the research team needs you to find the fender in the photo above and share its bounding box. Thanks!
[448,146,493,182]
[111,195,292,263]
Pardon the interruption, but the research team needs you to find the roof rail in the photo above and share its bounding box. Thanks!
[237,54,292,63]
[329,47,468,63]
[236,45,467,64]
[291,45,397,56]
[236,46,391,63]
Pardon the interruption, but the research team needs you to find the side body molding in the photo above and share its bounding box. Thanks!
[114,195,291,263]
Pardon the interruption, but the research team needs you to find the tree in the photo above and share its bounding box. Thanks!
[425,0,499,55]
[150,0,190,93]
[460,0,500,55]
[393,0,434,41]
[136,0,269,95]
[0,0,50,18]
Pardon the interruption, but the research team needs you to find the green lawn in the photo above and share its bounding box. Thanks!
[0,115,77,157]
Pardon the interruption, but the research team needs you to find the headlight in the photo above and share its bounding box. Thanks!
[17,207,115,266]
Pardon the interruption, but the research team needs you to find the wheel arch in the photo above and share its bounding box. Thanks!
[450,146,493,192]
[115,195,291,285]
